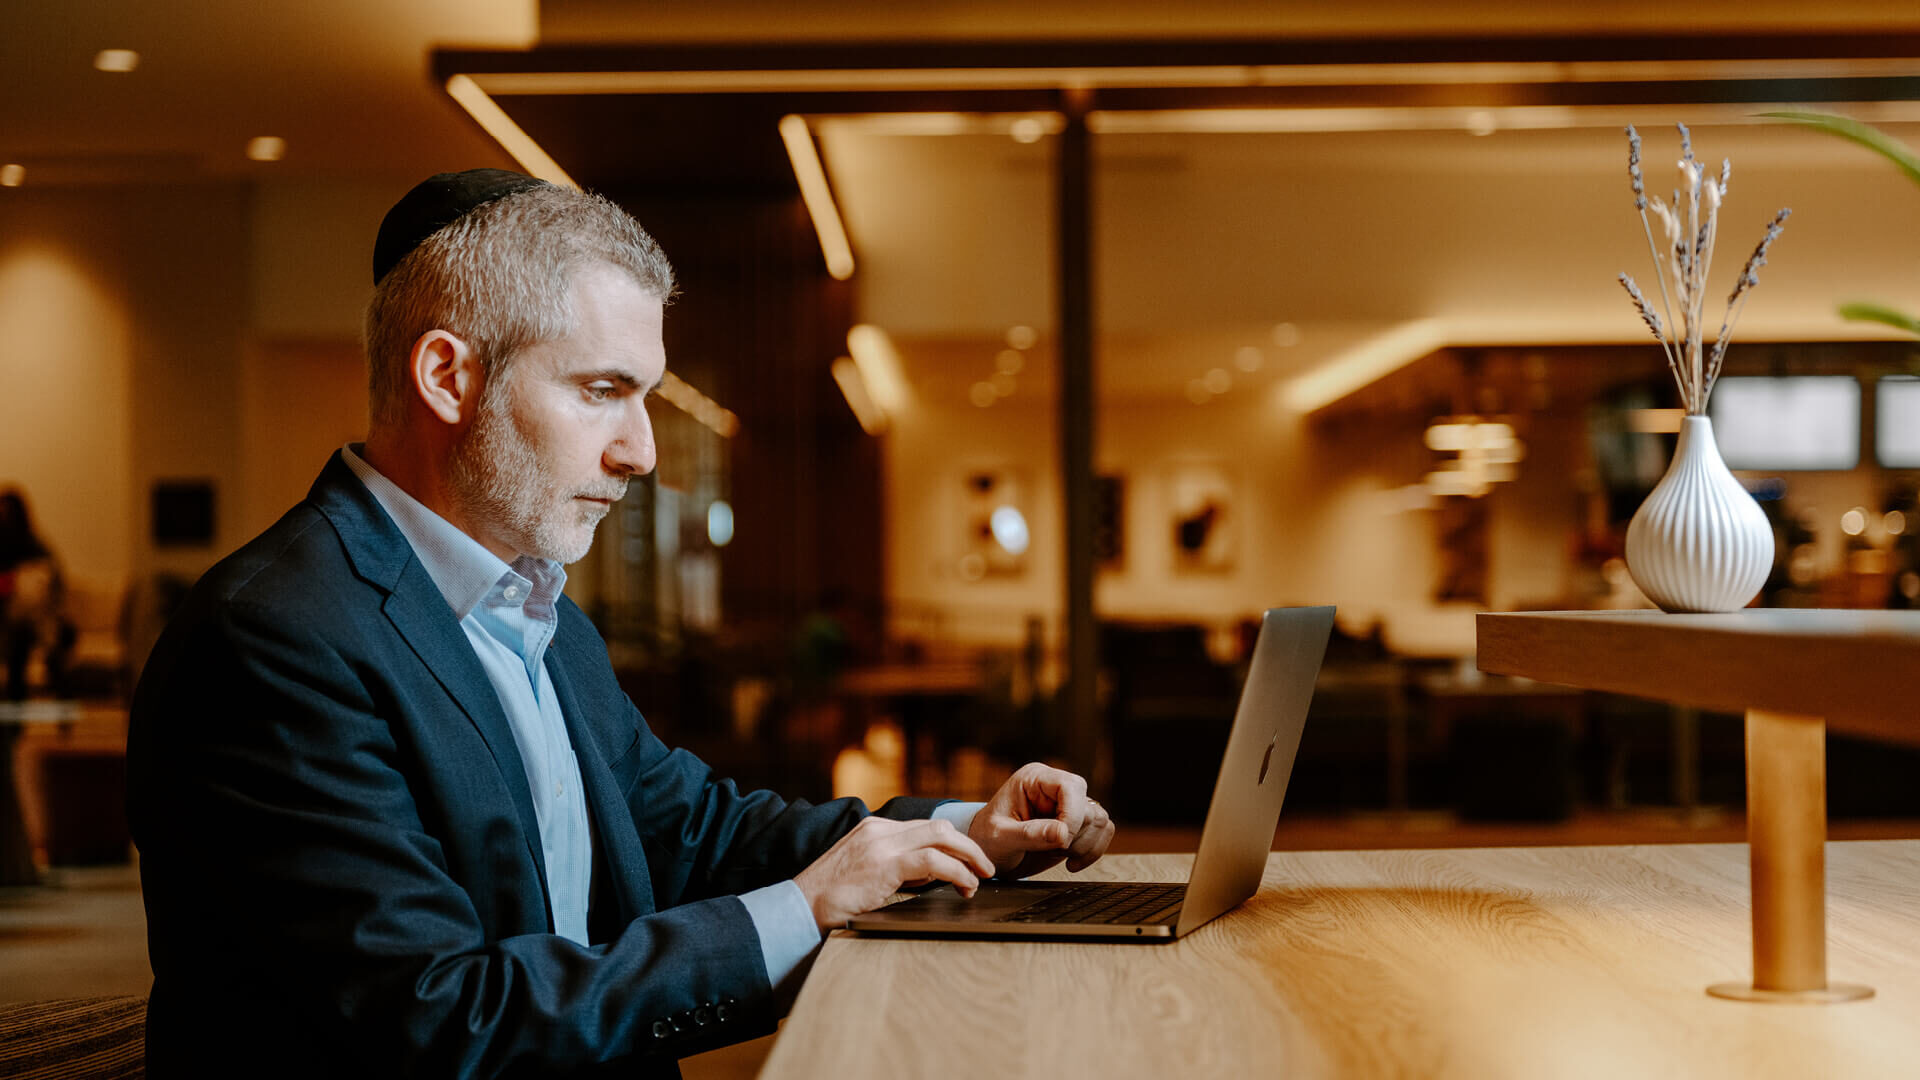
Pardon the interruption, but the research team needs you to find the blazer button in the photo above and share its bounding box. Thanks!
[694,1005,714,1027]
[715,999,734,1023]
[651,1020,672,1041]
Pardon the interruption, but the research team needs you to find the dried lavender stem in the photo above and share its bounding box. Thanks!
[1634,210,1683,377]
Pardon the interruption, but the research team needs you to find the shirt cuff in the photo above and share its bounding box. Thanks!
[740,879,822,1012]
[930,800,985,834]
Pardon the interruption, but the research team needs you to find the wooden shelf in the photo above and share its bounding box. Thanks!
[1477,610,1920,745]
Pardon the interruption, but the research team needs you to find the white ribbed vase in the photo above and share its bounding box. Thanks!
[1626,416,1773,613]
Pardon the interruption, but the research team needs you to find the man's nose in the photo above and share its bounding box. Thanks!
[605,404,657,476]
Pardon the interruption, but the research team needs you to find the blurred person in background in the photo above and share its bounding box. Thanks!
[128,171,1113,1079]
[0,489,75,701]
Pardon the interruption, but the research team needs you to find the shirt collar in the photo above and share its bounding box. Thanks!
[340,443,565,620]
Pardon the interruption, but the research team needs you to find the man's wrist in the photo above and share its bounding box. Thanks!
[929,800,985,837]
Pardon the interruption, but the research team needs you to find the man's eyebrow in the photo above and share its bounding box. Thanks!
[576,368,651,392]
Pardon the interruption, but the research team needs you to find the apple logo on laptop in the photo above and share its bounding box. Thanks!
[1258,733,1277,784]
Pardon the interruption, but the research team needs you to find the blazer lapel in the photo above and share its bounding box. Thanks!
[546,649,654,923]
[305,453,553,912]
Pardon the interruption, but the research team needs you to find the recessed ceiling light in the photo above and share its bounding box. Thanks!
[93,49,140,73]
[0,164,23,188]
[246,136,286,162]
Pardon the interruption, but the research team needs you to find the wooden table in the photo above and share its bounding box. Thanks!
[1478,609,1920,1003]
[761,846,1920,1079]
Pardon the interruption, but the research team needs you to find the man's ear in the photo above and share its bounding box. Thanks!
[409,329,481,426]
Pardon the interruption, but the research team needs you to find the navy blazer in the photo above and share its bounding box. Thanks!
[128,454,938,1078]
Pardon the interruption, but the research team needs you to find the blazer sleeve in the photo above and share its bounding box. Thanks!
[550,600,945,906]
[130,597,775,1077]
[620,724,944,906]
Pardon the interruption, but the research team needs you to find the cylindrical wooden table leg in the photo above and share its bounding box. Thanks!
[1707,709,1871,1003]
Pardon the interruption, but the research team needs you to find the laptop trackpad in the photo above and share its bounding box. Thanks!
[880,882,1064,921]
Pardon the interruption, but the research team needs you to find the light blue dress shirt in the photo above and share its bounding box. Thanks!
[340,446,980,995]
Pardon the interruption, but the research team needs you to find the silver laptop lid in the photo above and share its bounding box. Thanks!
[1175,605,1335,936]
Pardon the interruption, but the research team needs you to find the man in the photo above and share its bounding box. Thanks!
[128,171,1113,1078]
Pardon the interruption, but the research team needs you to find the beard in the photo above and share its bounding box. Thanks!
[448,384,625,565]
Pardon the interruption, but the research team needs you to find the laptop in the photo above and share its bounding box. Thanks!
[847,605,1334,942]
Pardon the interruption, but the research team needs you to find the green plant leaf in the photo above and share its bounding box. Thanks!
[1838,302,1920,336]
[1761,111,1920,189]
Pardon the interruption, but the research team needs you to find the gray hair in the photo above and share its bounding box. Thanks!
[363,185,674,428]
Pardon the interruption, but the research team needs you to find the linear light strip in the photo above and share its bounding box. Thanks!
[813,111,1066,137]
[656,372,741,438]
[832,357,889,435]
[845,325,909,415]
[779,115,855,280]
[1093,99,1920,135]
[466,57,1920,97]
[472,67,1253,96]
[445,74,579,186]
[1282,320,1450,414]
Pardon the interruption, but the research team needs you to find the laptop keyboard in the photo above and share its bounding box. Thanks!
[998,882,1186,925]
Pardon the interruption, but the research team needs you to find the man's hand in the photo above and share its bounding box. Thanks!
[793,817,996,933]
[968,762,1114,879]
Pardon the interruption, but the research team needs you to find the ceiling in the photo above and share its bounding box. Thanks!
[7,2,1920,410]
[0,0,532,183]
[8,1,1920,184]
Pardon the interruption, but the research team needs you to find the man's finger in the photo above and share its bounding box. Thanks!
[1025,765,1090,836]
[915,818,996,878]
[1065,800,1114,872]
[901,848,981,897]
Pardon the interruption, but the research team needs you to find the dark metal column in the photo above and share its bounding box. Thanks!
[1056,87,1098,774]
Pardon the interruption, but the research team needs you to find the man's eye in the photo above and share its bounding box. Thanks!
[586,383,617,401]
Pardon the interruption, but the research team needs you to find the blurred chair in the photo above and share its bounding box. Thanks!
[61,579,129,700]
[1103,623,1238,823]
[0,995,146,1078]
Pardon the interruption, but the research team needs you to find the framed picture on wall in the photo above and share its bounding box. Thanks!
[1166,463,1235,573]
[957,467,1032,581]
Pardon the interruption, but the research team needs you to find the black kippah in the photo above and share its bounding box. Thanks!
[372,168,553,284]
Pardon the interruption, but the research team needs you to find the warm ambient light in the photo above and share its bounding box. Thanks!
[246,136,286,162]
[779,115,855,280]
[1627,408,1687,434]
[1282,320,1448,414]
[1423,417,1525,497]
[458,58,1920,100]
[93,49,139,73]
[832,356,888,435]
[1093,99,1920,136]
[443,74,578,187]
[846,325,909,415]
[655,372,740,438]
[0,164,22,188]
